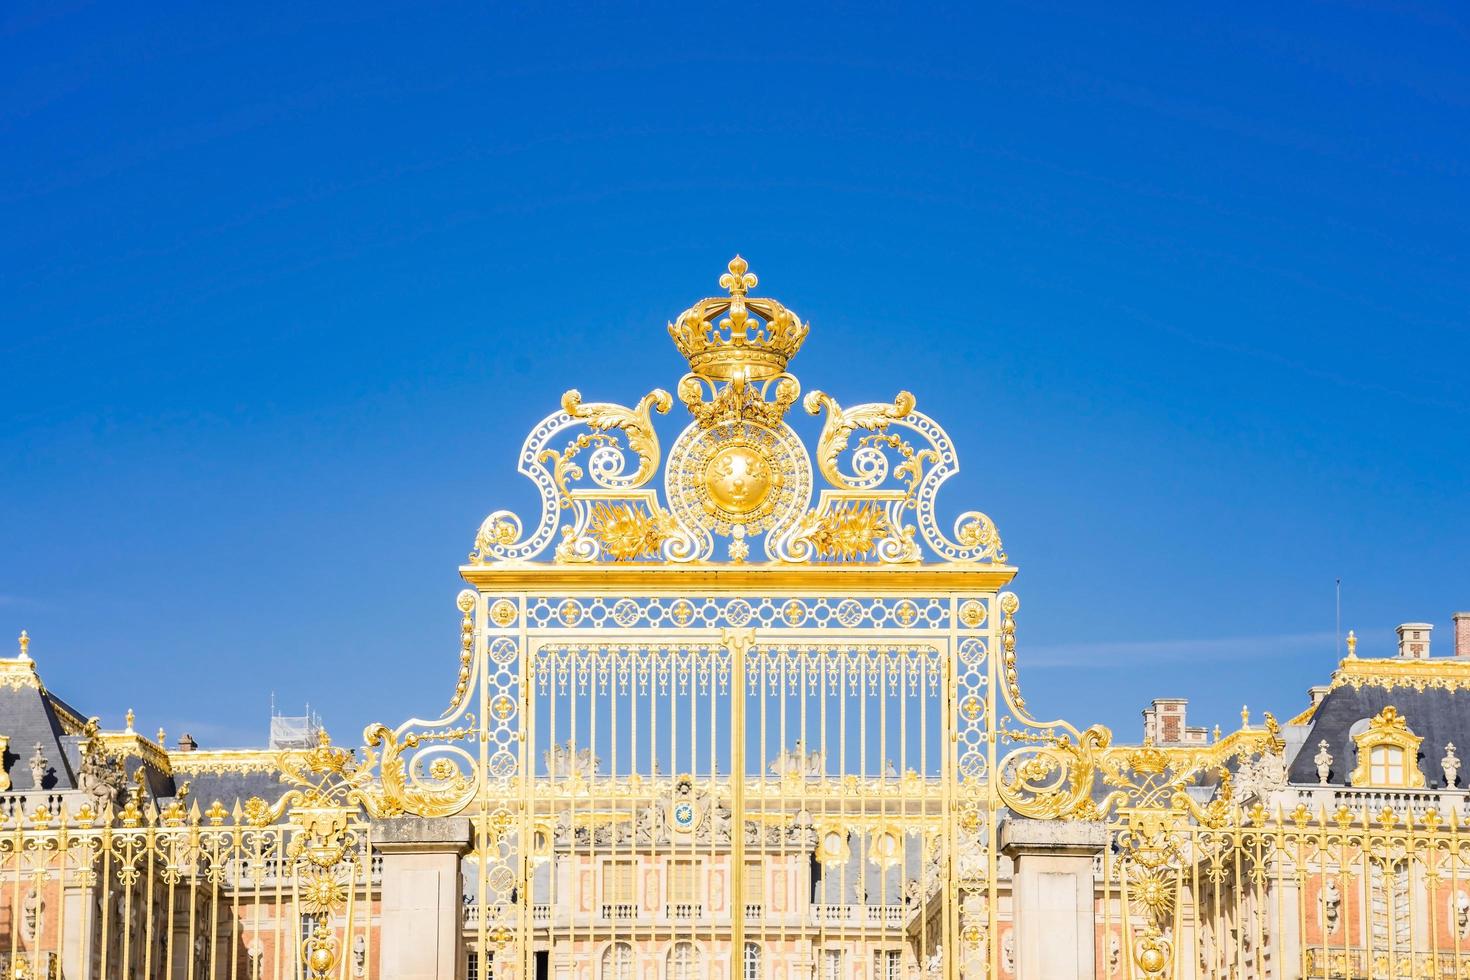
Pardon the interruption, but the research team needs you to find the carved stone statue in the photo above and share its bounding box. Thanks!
[1315,740,1333,785]
[543,739,599,778]
[27,743,48,789]
[1322,878,1341,933]
[1456,890,1470,936]
[635,801,664,843]
[21,888,41,942]
[710,797,732,844]
[1444,742,1461,788]
[1107,933,1121,972]
[770,740,824,778]
[77,719,124,811]
[352,934,367,977]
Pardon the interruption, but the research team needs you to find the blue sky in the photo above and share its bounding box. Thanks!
[3,2,1467,749]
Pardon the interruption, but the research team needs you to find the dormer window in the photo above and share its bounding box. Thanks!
[1350,706,1425,789]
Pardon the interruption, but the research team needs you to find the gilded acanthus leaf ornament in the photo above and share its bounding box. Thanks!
[559,387,672,489]
[468,256,1009,566]
[805,390,919,490]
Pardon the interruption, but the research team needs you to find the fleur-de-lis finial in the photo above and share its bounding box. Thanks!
[719,255,758,297]
[1346,629,1357,658]
[17,630,28,660]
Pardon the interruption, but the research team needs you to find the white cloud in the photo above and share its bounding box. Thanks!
[1023,630,1338,668]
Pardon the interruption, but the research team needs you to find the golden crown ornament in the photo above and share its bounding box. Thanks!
[668,255,809,381]
[471,256,1006,566]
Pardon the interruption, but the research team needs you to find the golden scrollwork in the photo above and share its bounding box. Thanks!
[989,592,1112,821]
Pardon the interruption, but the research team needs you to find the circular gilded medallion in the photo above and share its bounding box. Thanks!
[666,419,811,540]
[704,443,774,516]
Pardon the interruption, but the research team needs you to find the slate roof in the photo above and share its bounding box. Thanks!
[1287,679,1470,788]
[0,675,80,791]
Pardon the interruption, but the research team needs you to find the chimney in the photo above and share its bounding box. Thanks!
[1397,623,1433,659]
[1456,612,1470,659]
[175,733,198,752]
[1307,685,1330,708]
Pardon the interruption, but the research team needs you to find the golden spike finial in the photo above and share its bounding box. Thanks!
[125,708,135,733]
[719,255,757,297]
[1213,724,1221,742]
[16,630,28,661]
[1346,629,1357,658]
[1241,705,1250,728]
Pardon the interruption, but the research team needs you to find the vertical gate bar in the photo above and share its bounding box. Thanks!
[1409,822,1419,979]
[941,596,958,980]
[1453,819,1463,978]
[144,823,157,979]
[165,826,178,980]
[10,822,20,979]
[1426,827,1435,980]
[756,643,767,968]
[729,631,749,980]
[818,643,830,967]
[517,594,533,980]
[98,823,112,980]
[984,594,999,980]
[55,824,70,980]
[799,646,811,978]
[1360,808,1372,980]
[336,841,358,980]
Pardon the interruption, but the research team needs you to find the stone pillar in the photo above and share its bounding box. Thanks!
[999,818,1107,980]
[375,816,471,980]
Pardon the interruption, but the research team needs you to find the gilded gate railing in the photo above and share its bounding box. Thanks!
[0,740,378,980]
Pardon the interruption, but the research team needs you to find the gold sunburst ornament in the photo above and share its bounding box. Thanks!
[299,870,346,915]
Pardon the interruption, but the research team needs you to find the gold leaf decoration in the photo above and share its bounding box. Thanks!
[587,502,670,561]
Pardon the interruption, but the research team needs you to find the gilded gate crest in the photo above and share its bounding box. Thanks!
[470,256,1005,566]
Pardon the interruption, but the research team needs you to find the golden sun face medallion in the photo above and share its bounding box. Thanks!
[703,444,773,516]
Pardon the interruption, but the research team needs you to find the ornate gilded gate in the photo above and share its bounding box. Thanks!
[354,255,1105,980]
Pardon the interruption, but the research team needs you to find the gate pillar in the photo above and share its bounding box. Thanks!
[999,818,1107,980]
[376,817,472,980]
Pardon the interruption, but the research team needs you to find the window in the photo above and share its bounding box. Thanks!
[743,942,762,980]
[603,862,636,918]
[466,950,492,980]
[601,943,634,980]
[1350,707,1425,789]
[744,859,765,915]
[873,950,901,980]
[1370,746,1405,786]
[667,941,699,980]
[667,860,701,916]
[821,948,844,980]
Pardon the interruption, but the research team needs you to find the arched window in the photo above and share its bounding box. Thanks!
[667,941,699,980]
[743,942,762,980]
[1350,707,1425,788]
[601,942,634,980]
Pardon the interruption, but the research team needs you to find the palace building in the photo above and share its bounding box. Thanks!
[2,259,1466,980]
